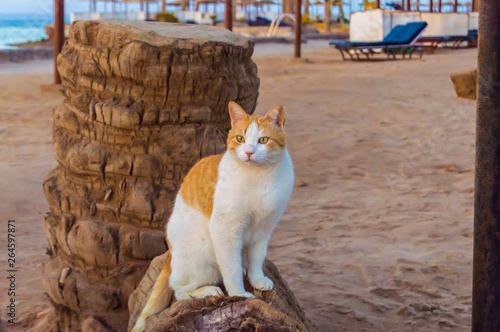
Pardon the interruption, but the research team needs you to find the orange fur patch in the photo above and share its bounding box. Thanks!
[179,154,223,218]
[256,116,286,148]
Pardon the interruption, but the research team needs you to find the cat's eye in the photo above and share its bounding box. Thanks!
[258,137,269,144]
[236,135,245,143]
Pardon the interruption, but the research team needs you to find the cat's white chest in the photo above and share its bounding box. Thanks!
[215,150,294,227]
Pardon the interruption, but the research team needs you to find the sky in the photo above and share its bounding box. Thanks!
[0,0,400,21]
[0,0,147,16]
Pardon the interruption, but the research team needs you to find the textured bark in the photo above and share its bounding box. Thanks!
[128,252,308,331]
[42,20,259,332]
[473,0,500,330]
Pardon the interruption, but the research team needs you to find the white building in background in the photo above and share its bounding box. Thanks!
[349,9,478,42]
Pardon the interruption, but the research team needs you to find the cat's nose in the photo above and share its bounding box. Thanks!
[246,151,254,158]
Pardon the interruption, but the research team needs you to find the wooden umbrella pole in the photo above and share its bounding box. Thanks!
[294,0,302,58]
[225,0,233,30]
[54,0,64,84]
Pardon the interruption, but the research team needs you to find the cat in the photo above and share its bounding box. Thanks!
[132,101,294,332]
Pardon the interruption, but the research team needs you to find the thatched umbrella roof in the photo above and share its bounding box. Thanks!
[119,0,159,3]
[252,0,277,6]
[78,0,159,2]
[195,0,223,4]
[165,0,183,6]
[77,0,117,2]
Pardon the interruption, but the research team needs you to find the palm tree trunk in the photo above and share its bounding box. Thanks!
[42,20,260,332]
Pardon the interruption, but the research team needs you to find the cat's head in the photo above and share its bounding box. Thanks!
[227,101,286,166]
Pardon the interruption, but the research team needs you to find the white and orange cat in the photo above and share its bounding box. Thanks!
[132,101,294,331]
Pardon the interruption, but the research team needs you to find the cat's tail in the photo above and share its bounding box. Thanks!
[131,251,173,332]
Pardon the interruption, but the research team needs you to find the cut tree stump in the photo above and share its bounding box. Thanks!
[42,20,259,331]
[450,68,477,100]
[127,252,308,331]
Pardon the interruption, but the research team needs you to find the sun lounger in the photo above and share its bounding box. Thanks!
[418,29,478,52]
[329,22,428,61]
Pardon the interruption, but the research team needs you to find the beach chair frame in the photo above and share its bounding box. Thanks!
[330,23,427,61]
[418,29,478,53]
[335,44,425,61]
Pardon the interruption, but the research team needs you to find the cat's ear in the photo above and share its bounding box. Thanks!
[265,105,286,130]
[228,101,248,128]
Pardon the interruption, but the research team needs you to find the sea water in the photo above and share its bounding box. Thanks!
[0,14,52,49]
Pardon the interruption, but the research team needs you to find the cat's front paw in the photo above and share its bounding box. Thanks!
[250,276,274,291]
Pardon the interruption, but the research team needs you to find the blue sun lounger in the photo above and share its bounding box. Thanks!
[418,28,478,51]
[329,22,428,61]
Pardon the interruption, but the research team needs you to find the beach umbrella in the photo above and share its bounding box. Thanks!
[309,0,323,18]
[441,1,456,11]
[462,1,472,11]
[240,0,275,18]
[78,0,118,13]
[251,0,277,6]
[332,1,349,16]
[248,0,277,15]
[166,0,184,6]
[235,0,253,19]
[195,0,223,12]
[156,0,185,11]
[409,0,439,11]
[120,0,159,17]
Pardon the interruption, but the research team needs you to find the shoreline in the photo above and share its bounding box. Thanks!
[0,47,53,64]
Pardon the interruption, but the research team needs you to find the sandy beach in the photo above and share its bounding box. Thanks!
[0,43,477,331]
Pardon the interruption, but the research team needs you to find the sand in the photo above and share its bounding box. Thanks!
[0,43,477,331]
